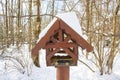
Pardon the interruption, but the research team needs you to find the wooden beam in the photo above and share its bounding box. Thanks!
[64,35,71,43]
[74,45,78,59]
[50,36,58,43]
[64,48,77,60]
[58,29,63,41]
[45,42,77,49]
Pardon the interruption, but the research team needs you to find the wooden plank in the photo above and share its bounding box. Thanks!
[58,29,63,41]
[74,45,78,59]
[45,42,77,49]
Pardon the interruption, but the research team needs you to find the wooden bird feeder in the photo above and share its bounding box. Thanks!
[32,13,93,80]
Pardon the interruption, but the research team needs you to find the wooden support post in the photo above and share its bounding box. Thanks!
[56,66,69,80]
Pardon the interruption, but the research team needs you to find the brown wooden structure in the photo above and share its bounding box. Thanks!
[32,18,93,80]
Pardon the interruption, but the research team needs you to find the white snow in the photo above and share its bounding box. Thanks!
[56,12,83,36]
[38,18,57,41]
[54,53,68,56]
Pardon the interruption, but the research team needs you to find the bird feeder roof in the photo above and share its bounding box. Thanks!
[32,12,93,56]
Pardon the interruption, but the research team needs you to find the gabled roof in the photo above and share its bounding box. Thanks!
[38,12,87,41]
[32,12,93,56]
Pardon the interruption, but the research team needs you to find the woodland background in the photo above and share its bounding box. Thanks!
[0,0,120,76]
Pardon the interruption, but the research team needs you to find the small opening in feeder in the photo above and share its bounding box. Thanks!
[49,48,53,52]
[53,48,56,50]
[60,48,63,50]
[54,32,59,40]
[49,40,53,43]
[57,49,66,54]
[51,52,73,66]
[63,33,67,40]
[68,39,73,43]
[69,47,74,51]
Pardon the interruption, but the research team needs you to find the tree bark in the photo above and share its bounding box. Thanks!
[5,0,9,47]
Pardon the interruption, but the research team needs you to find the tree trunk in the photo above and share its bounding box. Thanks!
[17,0,21,46]
[5,0,9,47]
[28,0,32,50]
[107,0,120,73]
[32,0,41,67]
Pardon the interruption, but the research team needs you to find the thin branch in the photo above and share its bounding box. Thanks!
[64,0,70,11]
[0,14,60,19]
[78,59,95,72]
[70,0,80,11]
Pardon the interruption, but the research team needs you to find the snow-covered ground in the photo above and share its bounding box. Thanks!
[0,45,120,80]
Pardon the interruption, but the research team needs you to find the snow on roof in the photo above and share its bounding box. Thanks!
[38,18,57,41]
[38,12,87,41]
[56,12,84,37]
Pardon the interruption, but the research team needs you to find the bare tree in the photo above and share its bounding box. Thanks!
[106,0,120,73]
[32,0,41,67]
[5,0,9,47]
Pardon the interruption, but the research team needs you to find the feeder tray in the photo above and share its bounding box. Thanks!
[51,56,74,66]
